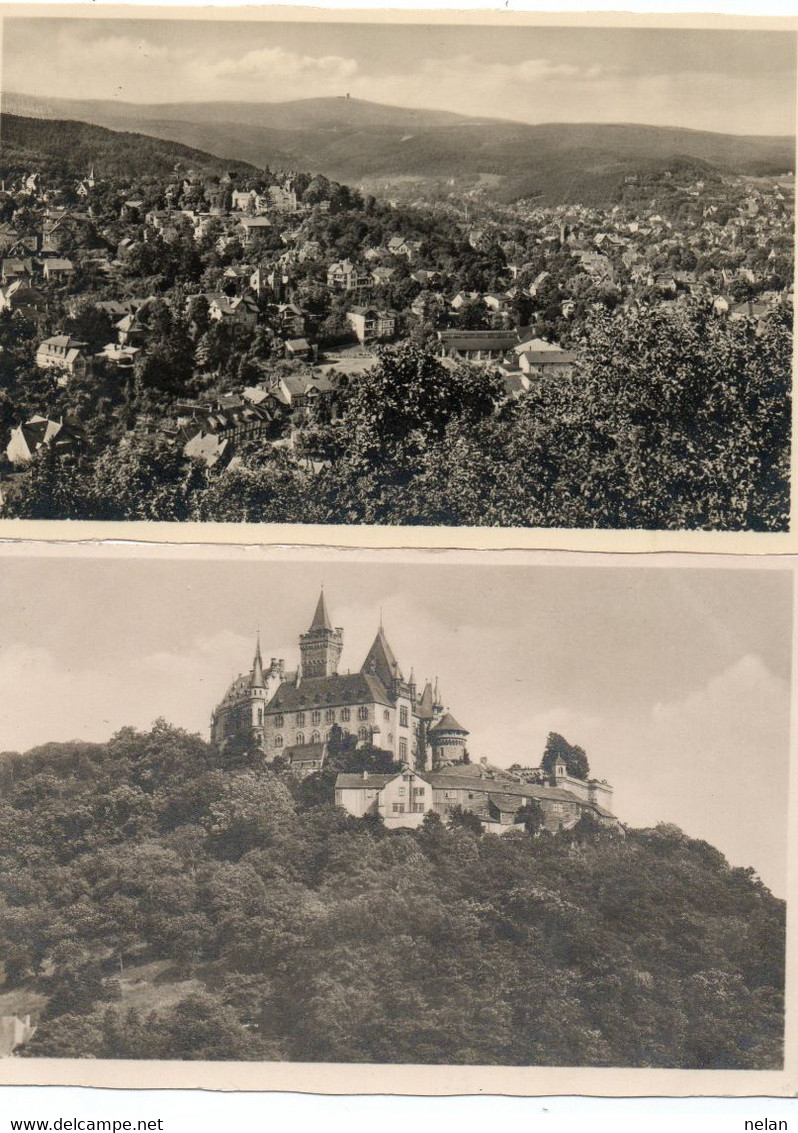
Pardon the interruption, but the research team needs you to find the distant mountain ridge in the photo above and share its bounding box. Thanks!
[2,91,794,203]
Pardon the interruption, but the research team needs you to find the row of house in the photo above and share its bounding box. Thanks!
[334,756,617,834]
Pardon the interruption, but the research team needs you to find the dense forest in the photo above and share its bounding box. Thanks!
[0,722,784,1065]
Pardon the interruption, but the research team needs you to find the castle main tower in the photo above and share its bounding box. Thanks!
[299,590,344,679]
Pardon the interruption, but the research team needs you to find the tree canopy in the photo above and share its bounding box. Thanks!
[0,722,784,1067]
[541,733,591,781]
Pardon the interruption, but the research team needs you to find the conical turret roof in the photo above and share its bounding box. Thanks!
[429,711,469,735]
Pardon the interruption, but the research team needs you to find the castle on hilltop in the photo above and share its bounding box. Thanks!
[211,589,468,773]
[211,590,618,834]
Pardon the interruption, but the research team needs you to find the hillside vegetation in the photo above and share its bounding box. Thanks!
[0,113,260,181]
[0,723,784,1065]
[4,93,793,203]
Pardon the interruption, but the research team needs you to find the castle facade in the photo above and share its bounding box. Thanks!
[211,590,618,834]
[210,590,468,771]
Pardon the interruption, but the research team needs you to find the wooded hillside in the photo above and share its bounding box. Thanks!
[0,114,260,181]
[0,723,784,1065]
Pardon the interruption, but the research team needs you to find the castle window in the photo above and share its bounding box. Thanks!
[383,709,390,721]
[327,729,335,741]
[413,787,424,797]
[399,738,408,761]
[358,706,368,721]
[257,709,263,725]
[400,706,409,728]
[311,730,320,744]
[296,732,305,745]
[398,787,405,796]
[325,709,335,723]
[275,735,283,747]
[296,712,305,726]
[412,803,424,814]
[311,710,321,724]
[274,714,284,727]
[392,803,405,814]
[358,727,369,741]
[341,707,350,722]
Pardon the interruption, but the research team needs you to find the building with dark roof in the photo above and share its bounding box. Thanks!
[210,591,466,771]
[335,759,618,833]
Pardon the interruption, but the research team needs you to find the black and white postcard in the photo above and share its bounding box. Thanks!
[0,8,793,546]
[0,544,792,1093]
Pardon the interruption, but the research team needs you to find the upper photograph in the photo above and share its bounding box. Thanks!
[0,12,794,533]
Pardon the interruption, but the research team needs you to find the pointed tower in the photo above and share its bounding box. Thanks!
[249,634,268,743]
[251,634,265,688]
[299,590,344,679]
[361,625,402,690]
[432,678,444,716]
[417,681,435,721]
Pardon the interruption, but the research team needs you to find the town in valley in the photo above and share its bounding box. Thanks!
[0,85,792,528]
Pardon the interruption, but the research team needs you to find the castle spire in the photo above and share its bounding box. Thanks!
[300,589,343,679]
[361,623,402,688]
[251,632,265,688]
[309,587,332,632]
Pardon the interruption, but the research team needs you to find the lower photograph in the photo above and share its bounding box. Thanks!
[0,544,791,1093]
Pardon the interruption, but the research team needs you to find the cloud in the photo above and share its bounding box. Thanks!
[3,29,358,103]
[463,652,789,896]
[419,54,605,86]
[0,642,128,751]
[0,632,257,753]
[2,21,794,133]
[615,655,789,894]
[203,45,358,86]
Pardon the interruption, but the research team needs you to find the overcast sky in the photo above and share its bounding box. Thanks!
[2,18,795,134]
[0,548,790,897]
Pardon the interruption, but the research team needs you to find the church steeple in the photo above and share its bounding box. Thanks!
[299,589,343,679]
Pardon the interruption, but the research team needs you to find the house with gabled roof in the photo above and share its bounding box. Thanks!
[35,335,90,379]
[0,279,44,316]
[335,757,618,835]
[207,292,259,331]
[42,257,75,282]
[238,216,274,247]
[1,258,33,285]
[6,414,81,465]
[326,259,371,292]
[346,306,397,345]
